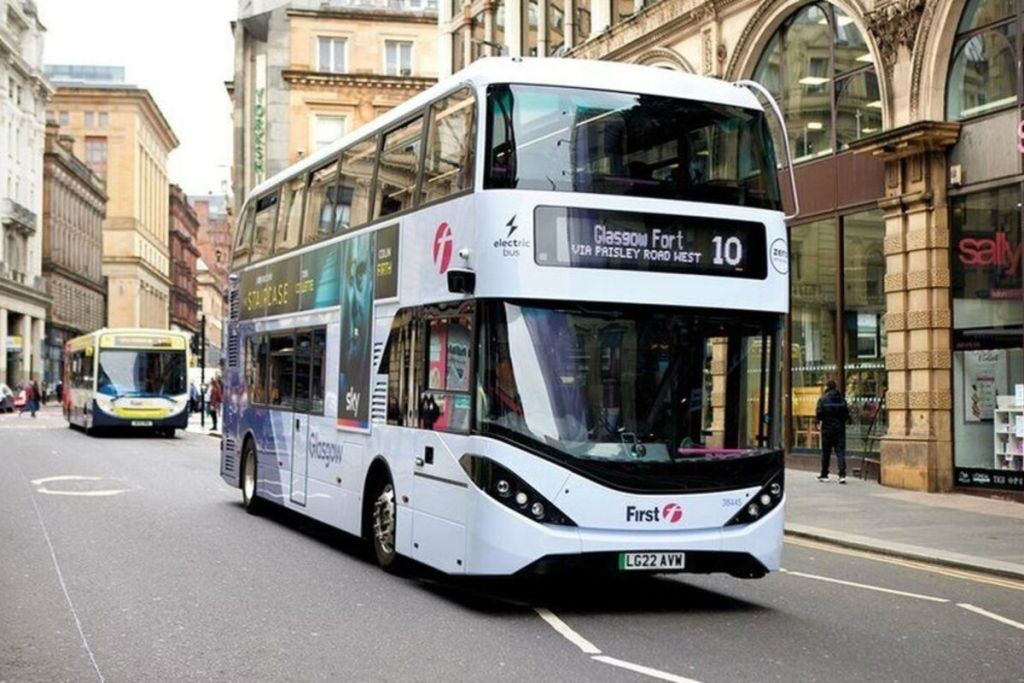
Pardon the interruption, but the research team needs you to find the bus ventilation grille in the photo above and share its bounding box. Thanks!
[228,286,239,321]
[226,332,239,369]
[222,437,238,474]
[371,342,386,424]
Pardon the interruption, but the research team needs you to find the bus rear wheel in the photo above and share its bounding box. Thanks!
[241,440,262,514]
[370,478,400,571]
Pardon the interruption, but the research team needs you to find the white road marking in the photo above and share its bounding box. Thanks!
[31,475,106,484]
[30,475,130,497]
[535,608,704,682]
[23,474,106,682]
[592,655,703,683]
[534,607,602,654]
[785,537,1024,592]
[780,568,949,603]
[957,603,1024,632]
[36,488,130,497]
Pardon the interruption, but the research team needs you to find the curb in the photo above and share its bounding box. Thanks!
[785,523,1024,582]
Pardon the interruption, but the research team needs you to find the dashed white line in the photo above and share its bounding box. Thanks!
[779,568,949,603]
[534,608,705,683]
[592,655,703,683]
[533,607,602,654]
[957,603,1024,632]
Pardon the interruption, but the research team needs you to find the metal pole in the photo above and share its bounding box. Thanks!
[200,315,206,429]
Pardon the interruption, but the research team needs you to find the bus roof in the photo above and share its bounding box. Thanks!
[245,57,763,204]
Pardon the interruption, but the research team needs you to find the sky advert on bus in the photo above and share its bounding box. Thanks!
[338,232,374,431]
[533,206,768,279]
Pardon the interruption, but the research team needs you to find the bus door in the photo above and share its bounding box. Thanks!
[290,330,313,506]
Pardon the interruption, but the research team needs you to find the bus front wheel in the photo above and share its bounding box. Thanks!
[241,440,262,514]
[370,477,400,571]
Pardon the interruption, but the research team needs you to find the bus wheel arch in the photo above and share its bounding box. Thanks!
[362,456,401,571]
[240,432,262,514]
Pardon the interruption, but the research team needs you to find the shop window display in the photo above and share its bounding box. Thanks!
[790,219,838,449]
[950,186,1024,487]
[842,210,886,455]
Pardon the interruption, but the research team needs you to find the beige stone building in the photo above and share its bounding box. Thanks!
[229,0,438,208]
[41,121,107,385]
[47,65,179,330]
[440,0,1024,496]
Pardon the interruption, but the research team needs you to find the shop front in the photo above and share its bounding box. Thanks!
[950,184,1024,492]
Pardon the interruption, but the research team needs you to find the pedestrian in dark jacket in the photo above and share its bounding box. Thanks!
[816,380,850,483]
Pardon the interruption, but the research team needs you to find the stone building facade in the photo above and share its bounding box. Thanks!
[229,0,438,210]
[47,65,179,330]
[440,0,1024,495]
[41,122,107,385]
[169,185,200,335]
[1,0,51,388]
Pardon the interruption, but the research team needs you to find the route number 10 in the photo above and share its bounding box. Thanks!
[712,236,743,266]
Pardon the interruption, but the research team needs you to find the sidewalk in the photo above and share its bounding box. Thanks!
[785,468,1024,580]
[185,410,221,438]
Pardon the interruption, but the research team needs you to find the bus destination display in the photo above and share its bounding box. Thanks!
[534,206,767,279]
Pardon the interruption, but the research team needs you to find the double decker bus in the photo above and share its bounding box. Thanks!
[221,58,795,578]
[64,328,190,436]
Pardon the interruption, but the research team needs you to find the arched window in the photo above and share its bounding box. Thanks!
[752,2,881,163]
[947,0,1016,120]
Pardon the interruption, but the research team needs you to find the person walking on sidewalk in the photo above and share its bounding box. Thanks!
[17,381,33,417]
[816,379,850,483]
[208,376,222,432]
[31,380,40,417]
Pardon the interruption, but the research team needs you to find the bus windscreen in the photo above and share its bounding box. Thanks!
[97,350,187,397]
[485,84,781,210]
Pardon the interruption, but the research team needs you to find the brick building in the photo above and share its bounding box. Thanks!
[41,121,107,385]
[191,194,232,289]
[191,194,232,367]
[169,185,200,335]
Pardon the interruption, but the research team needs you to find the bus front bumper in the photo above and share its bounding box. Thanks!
[90,401,189,429]
[464,496,784,577]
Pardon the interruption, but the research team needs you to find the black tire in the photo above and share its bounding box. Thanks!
[368,475,400,571]
[240,439,262,514]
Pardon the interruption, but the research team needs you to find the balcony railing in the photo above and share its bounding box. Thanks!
[0,262,45,291]
[1,198,37,234]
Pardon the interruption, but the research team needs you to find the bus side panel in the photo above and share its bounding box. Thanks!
[254,408,293,505]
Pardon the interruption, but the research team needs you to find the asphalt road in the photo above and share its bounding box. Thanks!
[2,407,1023,683]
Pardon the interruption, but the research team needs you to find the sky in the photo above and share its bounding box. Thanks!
[40,0,237,198]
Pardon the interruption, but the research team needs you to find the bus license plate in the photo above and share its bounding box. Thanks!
[131,420,153,427]
[619,552,686,571]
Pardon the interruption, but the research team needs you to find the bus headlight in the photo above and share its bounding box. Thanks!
[459,454,576,527]
[725,471,784,527]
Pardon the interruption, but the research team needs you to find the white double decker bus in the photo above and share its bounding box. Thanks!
[221,58,794,578]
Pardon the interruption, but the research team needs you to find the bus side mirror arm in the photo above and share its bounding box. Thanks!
[447,268,476,295]
[733,80,801,221]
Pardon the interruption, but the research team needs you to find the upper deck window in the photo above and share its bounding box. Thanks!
[484,84,781,211]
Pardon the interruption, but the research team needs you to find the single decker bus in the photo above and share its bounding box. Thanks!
[64,328,191,436]
[221,57,796,578]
